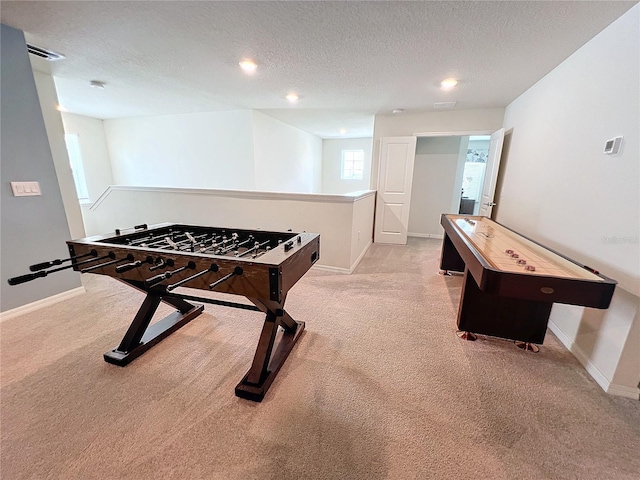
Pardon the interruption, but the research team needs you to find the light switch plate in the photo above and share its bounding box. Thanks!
[10,181,41,196]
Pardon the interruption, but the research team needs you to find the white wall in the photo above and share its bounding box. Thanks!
[61,113,114,203]
[103,110,256,190]
[102,110,324,194]
[371,108,505,189]
[322,137,373,194]
[499,8,639,295]
[85,186,375,272]
[498,5,639,397]
[408,136,465,237]
[61,112,115,237]
[350,195,375,266]
[32,71,85,240]
[611,306,640,392]
[251,111,322,193]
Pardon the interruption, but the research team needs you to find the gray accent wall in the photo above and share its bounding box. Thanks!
[1,24,82,312]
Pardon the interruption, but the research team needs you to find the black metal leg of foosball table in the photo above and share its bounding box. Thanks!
[234,297,305,402]
[103,288,203,367]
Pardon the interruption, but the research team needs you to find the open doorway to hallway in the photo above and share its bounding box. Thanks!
[407,134,490,238]
[460,135,491,216]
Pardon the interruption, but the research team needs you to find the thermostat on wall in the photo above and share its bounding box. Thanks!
[604,136,623,155]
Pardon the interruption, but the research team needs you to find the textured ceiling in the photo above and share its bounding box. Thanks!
[1,1,636,138]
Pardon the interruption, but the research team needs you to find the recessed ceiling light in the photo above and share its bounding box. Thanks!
[340,128,347,134]
[90,80,106,89]
[440,78,458,90]
[239,59,257,74]
[286,93,299,103]
[392,109,404,114]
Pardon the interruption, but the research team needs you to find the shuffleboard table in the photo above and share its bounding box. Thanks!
[440,214,616,351]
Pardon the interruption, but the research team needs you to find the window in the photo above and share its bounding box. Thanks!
[64,133,90,204]
[341,150,364,180]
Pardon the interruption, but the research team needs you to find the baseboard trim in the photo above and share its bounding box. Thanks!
[548,320,640,400]
[408,232,444,240]
[0,286,86,322]
[311,241,373,275]
[312,264,350,274]
[348,240,373,273]
[607,383,640,400]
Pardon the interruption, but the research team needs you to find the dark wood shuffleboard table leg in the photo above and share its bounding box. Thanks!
[457,269,553,348]
[440,233,466,275]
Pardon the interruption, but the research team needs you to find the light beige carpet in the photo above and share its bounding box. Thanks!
[1,238,639,479]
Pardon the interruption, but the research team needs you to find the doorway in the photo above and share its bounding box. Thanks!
[407,133,494,238]
[460,135,491,216]
[373,129,505,244]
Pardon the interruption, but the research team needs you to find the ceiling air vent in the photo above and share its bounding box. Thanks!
[434,102,457,109]
[26,43,65,61]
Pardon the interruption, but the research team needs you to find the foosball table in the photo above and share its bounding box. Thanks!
[9,223,320,401]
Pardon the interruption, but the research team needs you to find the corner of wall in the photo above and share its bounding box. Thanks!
[1,24,82,312]
[32,71,86,239]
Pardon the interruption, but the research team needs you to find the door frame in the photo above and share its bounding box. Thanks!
[412,130,503,219]
[413,130,494,137]
[371,129,505,244]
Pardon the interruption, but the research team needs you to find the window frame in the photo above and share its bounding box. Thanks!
[340,149,365,180]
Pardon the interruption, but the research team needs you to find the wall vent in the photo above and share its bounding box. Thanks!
[26,43,65,61]
[434,102,457,109]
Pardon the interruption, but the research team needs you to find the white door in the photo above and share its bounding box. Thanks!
[374,136,417,244]
[478,128,505,218]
